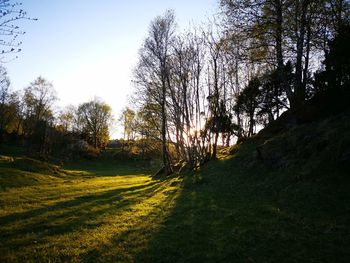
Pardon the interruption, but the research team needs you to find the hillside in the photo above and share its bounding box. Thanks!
[139,108,350,262]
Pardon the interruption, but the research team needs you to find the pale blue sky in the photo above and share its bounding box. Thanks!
[5,1,218,137]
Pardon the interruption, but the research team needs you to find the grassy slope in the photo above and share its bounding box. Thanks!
[0,110,349,262]
[138,110,350,263]
[141,159,349,262]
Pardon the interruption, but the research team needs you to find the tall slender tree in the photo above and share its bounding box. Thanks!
[133,10,176,175]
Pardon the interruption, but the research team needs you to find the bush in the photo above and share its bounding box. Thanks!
[70,140,100,159]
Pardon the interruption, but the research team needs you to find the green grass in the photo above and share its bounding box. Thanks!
[0,154,182,262]
[1,122,349,263]
[143,157,350,263]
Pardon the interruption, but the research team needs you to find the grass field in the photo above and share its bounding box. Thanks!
[1,143,350,262]
[0,154,182,262]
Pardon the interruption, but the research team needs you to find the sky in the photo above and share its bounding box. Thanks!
[5,0,218,138]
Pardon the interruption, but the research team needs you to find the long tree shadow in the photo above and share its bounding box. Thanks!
[134,182,239,262]
[0,182,155,225]
[0,180,165,252]
[80,178,182,262]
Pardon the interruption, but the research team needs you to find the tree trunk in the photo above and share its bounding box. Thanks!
[212,131,219,159]
[275,0,295,107]
[294,0,310,108]
[248,110,255,137]
[161,78,173,175]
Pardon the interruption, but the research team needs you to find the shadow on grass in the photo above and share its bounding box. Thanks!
[0,181,162,247]
[0,175,186,262]
[0,182,153,224]
[80,180,181,262]
[63,159,157,177]
[133,159,350,263]
[1,156,349,262]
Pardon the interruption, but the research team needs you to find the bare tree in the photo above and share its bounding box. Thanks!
[133,10,176,175]
[0,65,10,141]
[0,0,37,62]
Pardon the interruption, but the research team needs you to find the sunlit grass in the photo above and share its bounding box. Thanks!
[1,141,349,262]
[0,160,182,262]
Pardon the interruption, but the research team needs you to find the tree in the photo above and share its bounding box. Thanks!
[0,65,10,141]
[20,77,57,155]
[57,105,76,133]
[133,10,176,175]
[235,77,262,137]
[0,0,37,62]
[168,30,207,166]
[205,99,233,147]
[256,64,291,125]
[204,25,227,158]
[220,0,349,109]
[0,68,22,139]
[126,4,349,168]
[4,90,23,137]
[120,107,136,140]
[22,77,56,137]
[77,98,112,149]
[133,102,162,140]
[314,23,350,91]
[22,77,56,129]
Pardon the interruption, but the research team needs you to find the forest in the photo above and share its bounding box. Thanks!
[0,0,349,262]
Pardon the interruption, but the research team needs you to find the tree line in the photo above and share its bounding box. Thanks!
[125,0,349,174]
[0,0,114,159]
[0,72,113,159]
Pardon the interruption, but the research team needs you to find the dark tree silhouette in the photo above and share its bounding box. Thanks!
[314,23,350,91]
[133,10,176,175]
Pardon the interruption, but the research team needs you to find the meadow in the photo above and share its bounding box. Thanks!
[0,144,349,262]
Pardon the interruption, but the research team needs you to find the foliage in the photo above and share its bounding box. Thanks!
[205,98,233,146]
[22,77,56,135]
[77,98,112,149]
[314,23,350,92]
[120,107,136,140]
[235,65,291,136]
[57,105,76,133]
[220,0,350,108]
[0,72,113,159]
[111,138,162,161]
